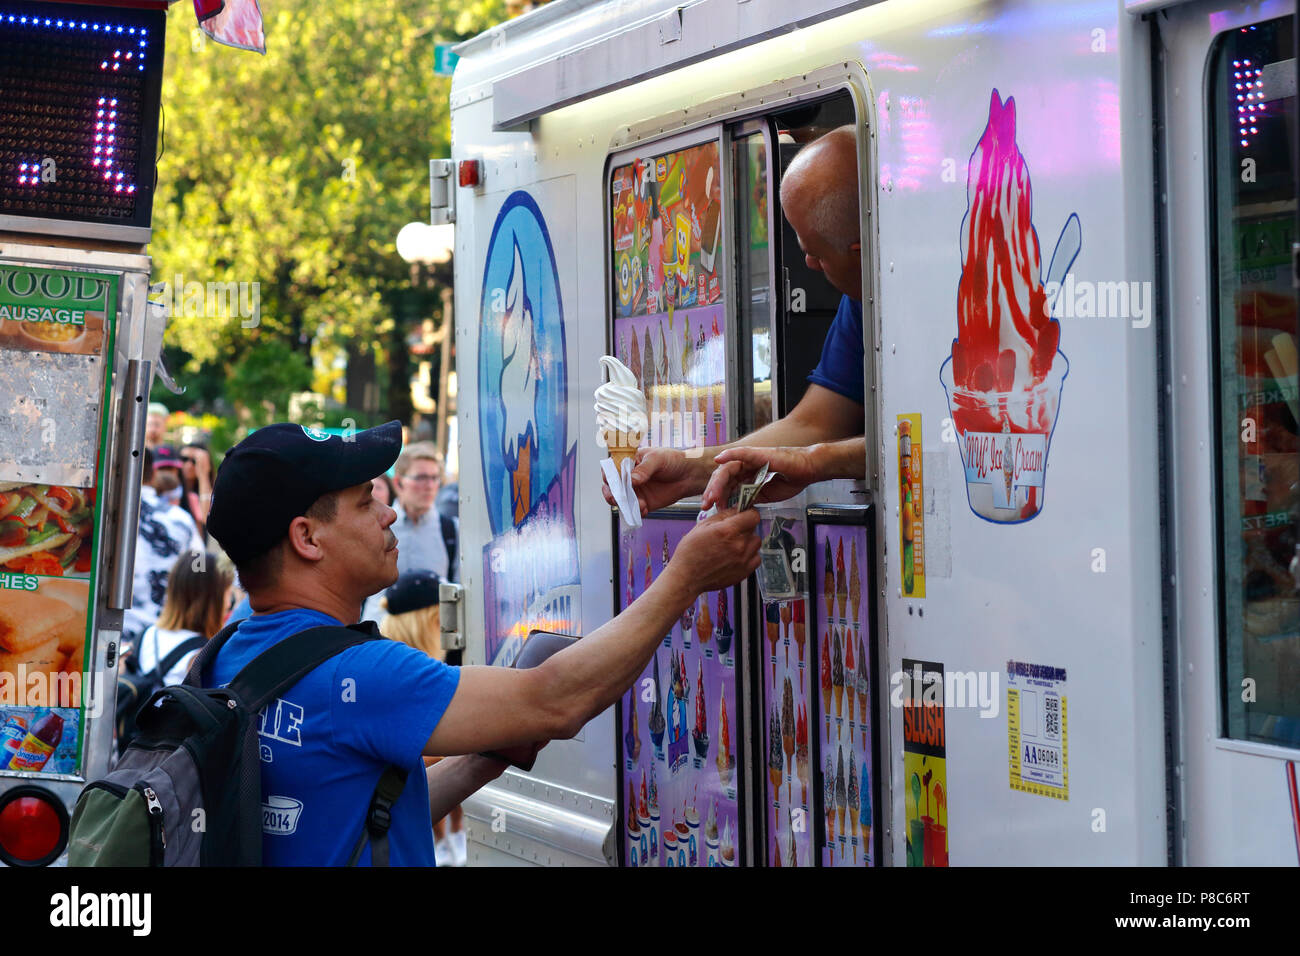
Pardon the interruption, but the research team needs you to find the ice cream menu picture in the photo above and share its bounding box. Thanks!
[0,263,118,776]
[757,511,813,866]
[940,90,1078,525]
[811,521,875,866]
[610,141,730,454]
[616,516,742,867]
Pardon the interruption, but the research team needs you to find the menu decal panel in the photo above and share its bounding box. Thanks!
[0,262,118,777]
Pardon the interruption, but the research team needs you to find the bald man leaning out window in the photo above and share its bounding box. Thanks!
[607,125,869,516]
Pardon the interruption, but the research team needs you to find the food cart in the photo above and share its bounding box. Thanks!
[0,0,171,866]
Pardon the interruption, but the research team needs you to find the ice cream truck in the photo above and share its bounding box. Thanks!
[442,0,1299,865]
[0,0,173,866]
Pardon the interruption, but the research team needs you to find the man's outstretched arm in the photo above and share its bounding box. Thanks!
[421,508,761,757]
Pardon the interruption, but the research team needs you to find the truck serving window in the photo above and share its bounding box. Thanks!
[768,94,859,416]
[609,133,729,452]
[1207,15,1299,747]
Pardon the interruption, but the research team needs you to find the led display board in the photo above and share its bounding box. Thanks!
[0,2,166,241]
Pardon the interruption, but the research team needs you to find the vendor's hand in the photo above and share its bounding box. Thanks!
[668,507,761,594]
[703,445,823,509]
[601,447,706,516]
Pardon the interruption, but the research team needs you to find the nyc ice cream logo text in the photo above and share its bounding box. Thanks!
[478,191,580,666]
[940,90,1080,524]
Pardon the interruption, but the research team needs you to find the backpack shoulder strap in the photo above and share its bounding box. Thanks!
[184,618,243,688]
[439,512,457,577]
[228,623,382,713]
[157,634,207,682]
[347,765,409,867]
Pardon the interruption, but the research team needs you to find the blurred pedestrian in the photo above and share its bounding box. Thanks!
[380,569,466,865]
[359,444,459,623]
[179,443,215,539]
[145,402,169,449]
[137,551,235,685]
[123,448,202,649]
[392,442,458,583]
[371,473,396,508]
[435,478,458,523]
[151,444,187,508]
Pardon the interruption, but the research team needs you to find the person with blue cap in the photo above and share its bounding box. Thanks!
[202,420,761,866]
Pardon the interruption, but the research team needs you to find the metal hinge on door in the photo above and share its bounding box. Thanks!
[430,159,456,226]
[439,581,466,652]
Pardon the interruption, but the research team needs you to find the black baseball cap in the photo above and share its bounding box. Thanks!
[384,569,443,616]
[207,421,403,564]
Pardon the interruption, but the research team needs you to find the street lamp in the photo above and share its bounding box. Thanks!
[397,221,456,456]
[396,221,454,267]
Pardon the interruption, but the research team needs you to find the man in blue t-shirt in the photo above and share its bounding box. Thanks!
[608,126,869,515]
[205,421,761,866]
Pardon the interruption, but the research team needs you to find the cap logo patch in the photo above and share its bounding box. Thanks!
[301,426,331,442]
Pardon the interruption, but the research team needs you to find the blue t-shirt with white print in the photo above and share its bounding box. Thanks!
[807,295,865,404]
[206,608,460,866]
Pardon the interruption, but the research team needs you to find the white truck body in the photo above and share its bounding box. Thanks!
[445,0,1299,866]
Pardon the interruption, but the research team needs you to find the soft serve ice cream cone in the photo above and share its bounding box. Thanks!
[596,355,649,472]
[820,631,832,716]
[781,676,795,780]
[845,637,856,718]
[832,629,845,718]
[835,745,847,835]
[795,703,809,807]
[847,751,859,842]
[767,706,783,793]
[824,755,836,851]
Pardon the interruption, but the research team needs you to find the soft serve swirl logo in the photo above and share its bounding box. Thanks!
[479,192,569,534]
[478,191,579,665]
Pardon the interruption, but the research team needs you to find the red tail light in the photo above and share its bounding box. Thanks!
[0,787,68,867]
[458,159,482,188]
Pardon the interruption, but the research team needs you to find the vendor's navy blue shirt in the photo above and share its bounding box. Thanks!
[206,608,460,866]
[807,295,865,404]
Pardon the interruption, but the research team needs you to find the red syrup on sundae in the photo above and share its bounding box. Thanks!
[941,89,1079,523]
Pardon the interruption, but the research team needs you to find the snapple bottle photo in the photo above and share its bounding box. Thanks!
[7,709,64,772]
[0,712,29,769]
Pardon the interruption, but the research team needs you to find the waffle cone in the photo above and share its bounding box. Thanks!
[607,433,643,472]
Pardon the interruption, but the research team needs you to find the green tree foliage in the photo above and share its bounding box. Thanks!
[152,0,507,425]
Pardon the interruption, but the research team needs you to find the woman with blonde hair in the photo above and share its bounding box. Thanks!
[138,551,235,686]
[379,569,467,865]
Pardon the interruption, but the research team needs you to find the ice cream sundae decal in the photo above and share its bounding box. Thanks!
[478,191,580,665]
[941,90,1080,523]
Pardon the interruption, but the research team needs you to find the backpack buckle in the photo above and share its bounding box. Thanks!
[368,804,392,834]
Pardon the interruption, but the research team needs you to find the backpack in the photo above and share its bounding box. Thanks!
[439,511,458,582]
[69,620,408,866]
[114,627,205,753]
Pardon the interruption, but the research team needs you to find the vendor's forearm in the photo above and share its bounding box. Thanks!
[536,564,697,736]
[810,436,867,481]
